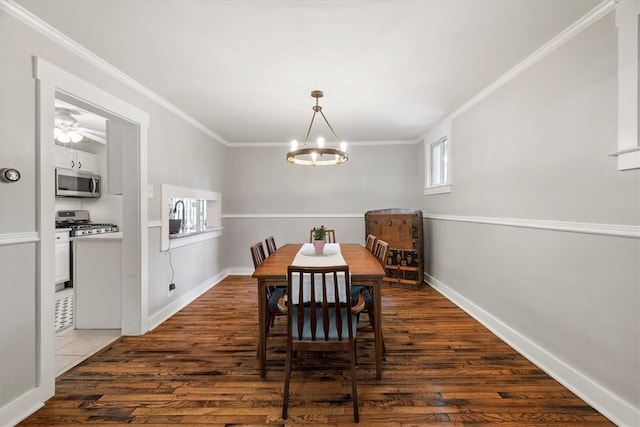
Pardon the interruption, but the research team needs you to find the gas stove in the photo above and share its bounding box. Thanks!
[56,210,119,237]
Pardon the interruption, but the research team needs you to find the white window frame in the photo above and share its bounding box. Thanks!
[161,184,222,251]
[424,136,452,195]
[610,0,640,170]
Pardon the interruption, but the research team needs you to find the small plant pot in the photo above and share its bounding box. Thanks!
[312,239,326,255]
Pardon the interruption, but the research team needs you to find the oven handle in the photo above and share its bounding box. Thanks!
[90,177,96,194]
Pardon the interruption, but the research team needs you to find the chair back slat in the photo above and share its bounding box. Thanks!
[332,270,344,339]
[265,235,277,256]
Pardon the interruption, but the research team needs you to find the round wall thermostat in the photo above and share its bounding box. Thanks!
[0,168,21,183]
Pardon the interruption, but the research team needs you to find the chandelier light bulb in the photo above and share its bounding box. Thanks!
[311,151,318,162]
[340,141,347,152]
[291,139,298,150]
[317,137,324,148]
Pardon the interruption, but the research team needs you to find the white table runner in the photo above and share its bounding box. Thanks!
[289,243,348,303]
[291,243,345,267]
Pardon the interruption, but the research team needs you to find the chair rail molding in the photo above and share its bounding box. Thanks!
[0,231,39,246]
[222,213,364,219]
[423,214,640,239]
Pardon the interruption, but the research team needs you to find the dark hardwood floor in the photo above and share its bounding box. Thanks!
[21,276,613,425]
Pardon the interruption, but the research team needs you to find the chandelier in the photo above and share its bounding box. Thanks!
[287,90,348,166]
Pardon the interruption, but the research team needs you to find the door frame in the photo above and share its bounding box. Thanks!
[34,57,149,401]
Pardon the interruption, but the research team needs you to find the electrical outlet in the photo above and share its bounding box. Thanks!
[169,282,176,296]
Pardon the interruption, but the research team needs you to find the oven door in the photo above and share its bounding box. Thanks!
[55,169,101,198]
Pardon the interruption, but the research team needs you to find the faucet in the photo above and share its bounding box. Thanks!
[172,200,186,229]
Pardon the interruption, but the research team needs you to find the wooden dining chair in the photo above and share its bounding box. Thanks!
[282,265,360,423]
[250,241,285,333]
[308,228,336,243]
[265,235,277,256]
[373,239,389,266]
[250,241,267,269]
[352,239,388,352]
[365,234,377,252]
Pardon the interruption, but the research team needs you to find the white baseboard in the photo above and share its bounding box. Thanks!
[425,273,640,427]
[0,387,44,427]
[226,267,254,276]
[147,269,230,331]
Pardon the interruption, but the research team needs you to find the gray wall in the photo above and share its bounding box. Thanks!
[0,10,226,415]
[420,13,639,421]
[2,3,638,426]
[222,144,421,271]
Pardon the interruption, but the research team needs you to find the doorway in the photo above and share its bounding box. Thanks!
[52,94,126,375]
[35,57,149,400]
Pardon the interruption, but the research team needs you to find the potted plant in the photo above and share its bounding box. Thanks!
[312,225,326,254]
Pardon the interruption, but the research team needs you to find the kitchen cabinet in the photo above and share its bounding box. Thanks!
[55,146,97,173]
[55,230,70,287]
[73,236,122,329]
[365,208,424,288]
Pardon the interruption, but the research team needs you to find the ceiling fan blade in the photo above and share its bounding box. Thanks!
[77,127,107,144]
[77,127,105,137]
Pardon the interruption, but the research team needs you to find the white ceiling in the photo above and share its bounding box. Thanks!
[17,0,602,145]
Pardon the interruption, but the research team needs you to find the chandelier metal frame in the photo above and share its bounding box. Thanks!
[286,90,348,166]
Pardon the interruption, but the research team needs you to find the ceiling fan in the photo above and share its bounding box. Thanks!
[54,108,107,144]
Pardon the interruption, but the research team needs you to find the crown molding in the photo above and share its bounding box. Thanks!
[3,0,616,150]
[422,0,617,133]
[2,0,422,149]
[230,139,420,148]
[0,0,229,147]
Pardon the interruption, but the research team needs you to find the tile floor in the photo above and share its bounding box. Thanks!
[55,287,120,377]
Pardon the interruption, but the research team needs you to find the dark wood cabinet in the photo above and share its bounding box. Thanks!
[365,208,424,288]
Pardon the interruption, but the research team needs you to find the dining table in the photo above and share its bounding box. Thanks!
[252,243,386,379]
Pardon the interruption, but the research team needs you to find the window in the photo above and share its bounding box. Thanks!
[161,184,222,250]
[425,136,451,195]
[168,197,207,230]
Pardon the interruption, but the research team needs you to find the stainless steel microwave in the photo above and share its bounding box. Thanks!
[55,169,101,198]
